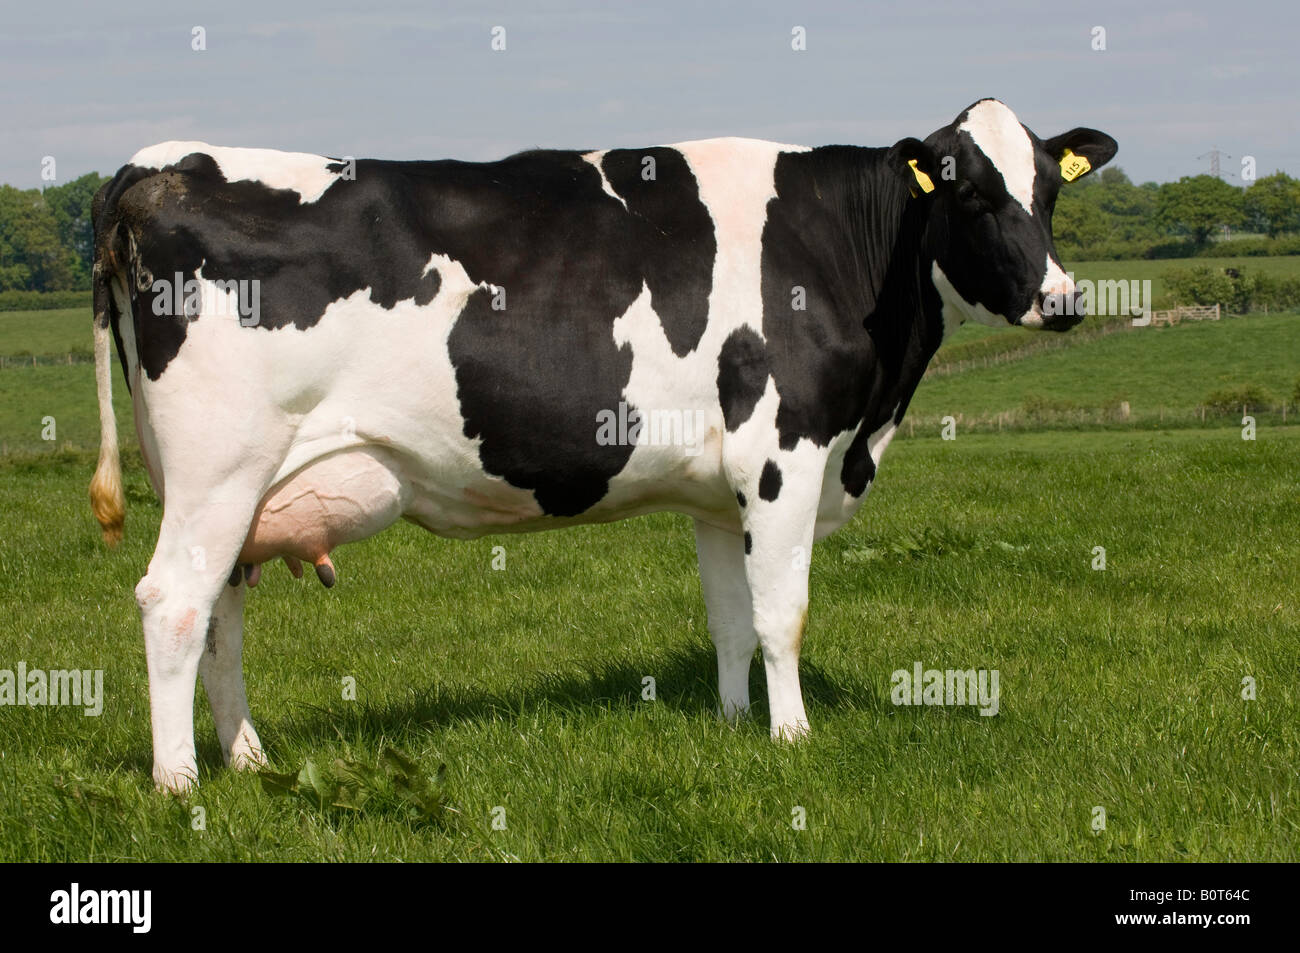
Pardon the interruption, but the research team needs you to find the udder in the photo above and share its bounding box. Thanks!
[238,449,409,578]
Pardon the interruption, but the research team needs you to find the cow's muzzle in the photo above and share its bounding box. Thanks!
[1037,291,1086,332]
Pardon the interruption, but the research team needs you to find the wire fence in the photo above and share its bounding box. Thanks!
[897,401,1295,438]
[924,318,1136,379]
[0,352,93,369]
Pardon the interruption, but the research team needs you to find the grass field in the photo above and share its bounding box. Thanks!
[912,312,1300,423]
[1,428,1295,861]
[0,308,90,359]
[0,277,1296,861]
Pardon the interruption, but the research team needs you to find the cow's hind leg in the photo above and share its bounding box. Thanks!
[694,519,757,721]
[199,580,265,771]
[137,486,267,793]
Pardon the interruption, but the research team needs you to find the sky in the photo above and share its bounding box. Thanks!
[2,0,1296,188]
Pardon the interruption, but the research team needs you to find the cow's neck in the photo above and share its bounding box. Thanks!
[819,149,946,428]
[872,206,945,419]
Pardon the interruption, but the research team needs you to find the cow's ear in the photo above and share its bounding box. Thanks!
[1043,128,1118,183]
[889,137,939,198]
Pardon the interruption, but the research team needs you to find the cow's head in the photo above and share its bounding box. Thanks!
[890,99,1117,332]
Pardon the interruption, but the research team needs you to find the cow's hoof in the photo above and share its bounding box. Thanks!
[152,764,198,795]
[770,721,810,743]
[716,701,752,724]
[230,748,267,772]
[229,733,267,772]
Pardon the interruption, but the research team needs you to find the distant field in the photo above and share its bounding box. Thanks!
[912,312,1300,424]
[1069,255,1300,304]
[0,308,90,358]
[936,255,1300,362]
[0,361,132,455]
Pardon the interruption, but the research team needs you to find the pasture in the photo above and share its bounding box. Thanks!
[0,276,1296,861]
[934,255,1300,365]
[912,312,1299,428]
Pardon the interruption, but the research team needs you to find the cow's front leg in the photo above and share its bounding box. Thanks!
[137,559,215,794]
[199,579,265,772]
[739,456,823,741]
[694,519,757,721]
[137,486,267,793]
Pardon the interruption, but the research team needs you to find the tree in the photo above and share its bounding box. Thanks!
[0,185,78,291]
[1052,185,1109,250]
[1155,175,1246,248]
[44,172,106,284]
[1098,167,1131,188]
[1243,171,1300,237]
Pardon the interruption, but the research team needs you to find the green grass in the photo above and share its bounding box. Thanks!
[912,313,1299,423]
[0,308,91,358]
[0,426,1296,861]
[0,360,133,455]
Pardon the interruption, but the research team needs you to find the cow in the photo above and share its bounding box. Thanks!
[89,98,1116,792]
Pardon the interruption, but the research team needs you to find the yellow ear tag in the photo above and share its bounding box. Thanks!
[1059,149,1091,182]
[908,159,935,196]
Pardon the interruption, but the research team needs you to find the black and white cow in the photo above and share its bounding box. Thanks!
[90,98,1115,791]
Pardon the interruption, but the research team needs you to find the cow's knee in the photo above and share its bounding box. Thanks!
[136,572,213,793]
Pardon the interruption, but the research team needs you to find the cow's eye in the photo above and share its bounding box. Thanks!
[956,180,990,214]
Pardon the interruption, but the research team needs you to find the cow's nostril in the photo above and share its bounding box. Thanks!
[1037,292,1087,330]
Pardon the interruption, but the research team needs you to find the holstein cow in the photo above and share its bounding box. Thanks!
[90,99,1115,791]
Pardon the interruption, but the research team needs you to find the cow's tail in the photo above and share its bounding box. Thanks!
[89,185,125,547]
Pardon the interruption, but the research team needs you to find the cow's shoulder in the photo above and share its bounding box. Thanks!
[129,141,343,204]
